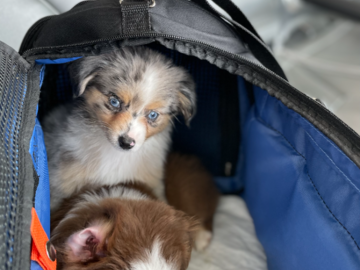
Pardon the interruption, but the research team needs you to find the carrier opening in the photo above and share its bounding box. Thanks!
[31,41,360,270]
[31,42,268,270]
[36,42,245,194]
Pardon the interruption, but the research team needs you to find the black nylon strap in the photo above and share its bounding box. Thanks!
[212,0,263,41]
[192,0,287,80]
[120,0,151,35]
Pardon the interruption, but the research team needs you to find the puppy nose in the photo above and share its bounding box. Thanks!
[119,135,135,150]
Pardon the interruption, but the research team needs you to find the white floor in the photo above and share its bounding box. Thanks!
[189,196,267,270]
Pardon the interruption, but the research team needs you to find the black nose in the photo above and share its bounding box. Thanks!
[119,135,135,150]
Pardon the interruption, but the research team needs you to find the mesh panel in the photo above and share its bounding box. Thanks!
[0,44,32,270]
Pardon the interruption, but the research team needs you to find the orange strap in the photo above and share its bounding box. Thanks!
[31,208,57,270]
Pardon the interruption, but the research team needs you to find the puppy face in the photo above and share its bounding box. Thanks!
[70,47,196,151]
[51,199,199,270]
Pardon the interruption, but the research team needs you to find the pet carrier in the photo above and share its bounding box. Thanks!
[1,0,360,269]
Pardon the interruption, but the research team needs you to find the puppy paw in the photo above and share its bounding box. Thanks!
[194,229,212,251]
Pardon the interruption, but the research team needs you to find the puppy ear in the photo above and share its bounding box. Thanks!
[178,75,196,126]
[77,73,97,97]
[68,56,103,97]
[66,226,107,262]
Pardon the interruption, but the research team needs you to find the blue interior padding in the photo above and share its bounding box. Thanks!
[30,66,50,270]
[35,57,82,65]
[29,117,50,237]
[30,261,42,270]
[242,85,360,270]
[30,65,50,237]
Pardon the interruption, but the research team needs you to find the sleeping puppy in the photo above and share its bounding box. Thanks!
[43,46,196,211]
[50,182,199,270]
[165,153,219,251]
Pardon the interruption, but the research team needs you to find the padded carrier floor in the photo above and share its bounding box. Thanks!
[189,196,267,270]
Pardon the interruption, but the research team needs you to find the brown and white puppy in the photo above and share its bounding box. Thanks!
[51,182,199,270]
[43,47,196,210]
[165,153,220,251]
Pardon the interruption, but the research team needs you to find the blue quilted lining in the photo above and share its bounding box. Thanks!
[242,85,360,270]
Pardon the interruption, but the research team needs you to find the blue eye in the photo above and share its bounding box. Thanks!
[109,96,120,108]
[148,111,159,121]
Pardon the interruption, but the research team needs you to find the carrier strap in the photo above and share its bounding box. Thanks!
[31,208,57,270]
[192,0,288,80]
[120,0,152,35]
[212,0,263,41]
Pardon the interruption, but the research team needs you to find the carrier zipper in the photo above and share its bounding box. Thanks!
[19,32,335,101]
[19,16,52,55]
[22,32,360,140]
[22,33,274,77]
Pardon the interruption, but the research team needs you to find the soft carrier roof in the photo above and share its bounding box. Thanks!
[19,0,360,169]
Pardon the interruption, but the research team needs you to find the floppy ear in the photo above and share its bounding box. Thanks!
[178,76,196,126]
[68,56,103,97]
[66,226,107,262]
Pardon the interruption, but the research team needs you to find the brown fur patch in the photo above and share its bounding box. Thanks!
[117,89,133,105]
[165,153,219,232]
[144,114,170,140]
[51,183,200,270]
[83,88,106,109]
[146,100,167,111]
[104,111,132,135]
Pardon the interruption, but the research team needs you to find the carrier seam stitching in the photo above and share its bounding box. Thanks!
[304,129,360,194]
[257,116,360,251]
[297,112,360,171]
[254,85,360,194]
[272,90,357,151]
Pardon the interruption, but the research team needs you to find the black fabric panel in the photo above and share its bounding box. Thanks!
[19,16,52,55]
[149,0,248,56]
[32,166,40,206]
[0,42,40,270]
[20,0,252,64]
[33,0,124,48]
[218,69,240,176]
[38,65,73,122]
